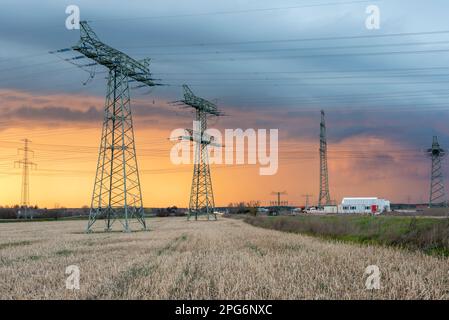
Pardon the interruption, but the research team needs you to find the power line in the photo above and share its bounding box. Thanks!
[126,40,449,56]
[6,29,449,70]
[153,47,449,63]
[121,29,449,49]
[89,1,378,23]
[152,66,449,76]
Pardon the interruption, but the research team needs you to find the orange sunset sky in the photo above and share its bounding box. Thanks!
[0,88,436,208]
[1,1,449,208]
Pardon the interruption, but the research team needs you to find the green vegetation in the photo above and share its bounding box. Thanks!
[55,249,74,256]
[157,234,188,256]
[243,215,449,257]
[0,240,33,250]
[0,216,88,223]
[246,242,266,257]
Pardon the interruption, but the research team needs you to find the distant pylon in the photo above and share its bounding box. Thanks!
[175,85,223,221]
[318,110,331,207]
[15,139,36,219]
[302,194,313,209]
[427,136,447,207]
[271,191,287,207]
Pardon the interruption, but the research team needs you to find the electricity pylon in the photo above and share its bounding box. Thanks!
[427,136,447,207]
[15,139,36,219]
[271,191,287,207]
[69,21,161,232]
[302,194,313,209]
[175,85,222,221]
[318,110,331,208]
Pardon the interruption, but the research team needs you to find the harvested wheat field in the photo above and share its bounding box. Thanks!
[0,217,448,299]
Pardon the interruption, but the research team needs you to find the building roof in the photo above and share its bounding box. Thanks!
[343,197,378,200]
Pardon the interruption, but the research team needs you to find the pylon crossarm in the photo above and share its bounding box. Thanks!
[73,22,159,88]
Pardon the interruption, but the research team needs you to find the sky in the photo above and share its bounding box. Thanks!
[0,0,449,208]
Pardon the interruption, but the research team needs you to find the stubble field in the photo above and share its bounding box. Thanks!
[0,217,448,299]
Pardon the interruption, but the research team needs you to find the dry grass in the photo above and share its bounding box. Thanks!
[0,217,448,299]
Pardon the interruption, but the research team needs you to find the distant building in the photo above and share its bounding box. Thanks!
[323,205,338,214]
[338,197,391,214]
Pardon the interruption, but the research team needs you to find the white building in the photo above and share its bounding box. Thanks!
[338,197,391,214]
[323,205,338,214]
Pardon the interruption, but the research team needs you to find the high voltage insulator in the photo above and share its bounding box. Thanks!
[174,85,223,221]
[14,139,36,219]
[427,136,447,207]
[318,110,331,208]
[66,21,162,232]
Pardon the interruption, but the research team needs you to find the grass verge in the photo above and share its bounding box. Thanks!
[242,215,449,257]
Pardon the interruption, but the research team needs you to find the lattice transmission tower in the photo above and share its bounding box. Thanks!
[302,194,313,210]
[174,85,223,220]
[427,136,447,207]
[318,110,331,208]
[64,21,161,232]
[15,139,36,219]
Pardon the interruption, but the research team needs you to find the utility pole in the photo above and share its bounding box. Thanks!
[318,110,331,208]
[173,85,223,221]
[63,21,162,232]
[407,195,411,209]
[271,191,287,207]
[15,139,36,219]
[427,136,447,207]
[302,194,313,210]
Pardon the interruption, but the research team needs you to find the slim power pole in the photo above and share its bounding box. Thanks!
[318,110,331,208]
[15,139,36,219]
[427,136,447,207]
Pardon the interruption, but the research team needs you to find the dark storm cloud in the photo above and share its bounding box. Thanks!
[1,0,449,150]
[3,105,102,122]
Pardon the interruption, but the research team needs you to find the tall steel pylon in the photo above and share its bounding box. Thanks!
[175,85,222,220]
[15,139,36,219]
[318,110,331,208]
[427,136,447,207]
[67,21,161,232]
